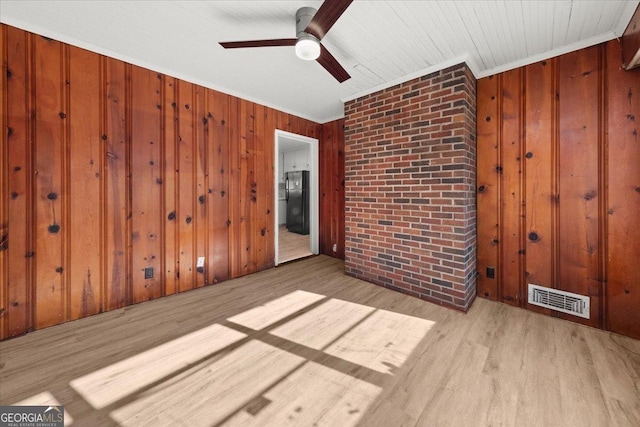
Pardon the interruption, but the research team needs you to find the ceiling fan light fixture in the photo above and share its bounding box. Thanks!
[219,2,351,82]
[295,34,320,61]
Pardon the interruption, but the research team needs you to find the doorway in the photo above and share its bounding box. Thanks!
[274,130,319,265]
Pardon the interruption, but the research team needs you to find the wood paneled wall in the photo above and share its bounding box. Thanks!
[477,40,640,339]
[0,24,324,340]
[319,118,345,259]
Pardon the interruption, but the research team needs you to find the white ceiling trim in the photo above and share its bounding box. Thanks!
[341,54,476,104]
[341,29,629,107]
[318,112,351,124]
[0,14,323,124]
[1,1,637,124]
[476,31,618,79]
[616,0,640,35]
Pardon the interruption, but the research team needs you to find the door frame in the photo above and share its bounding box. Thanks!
[274,130,319,265]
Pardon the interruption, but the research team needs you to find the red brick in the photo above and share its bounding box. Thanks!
[345,63,477,312]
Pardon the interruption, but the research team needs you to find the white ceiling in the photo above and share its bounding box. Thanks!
[1,1,637,123]
[279,135,309,153]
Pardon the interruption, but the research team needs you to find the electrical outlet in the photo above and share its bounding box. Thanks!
[144,267,154,279]
[197,257,205,268]
[486,267,495,279]
[332,243,337,253]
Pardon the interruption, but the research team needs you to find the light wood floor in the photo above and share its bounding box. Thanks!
[278,225,312,263]
[1,256,639,427]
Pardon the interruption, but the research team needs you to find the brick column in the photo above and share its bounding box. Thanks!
[344,63,477,311]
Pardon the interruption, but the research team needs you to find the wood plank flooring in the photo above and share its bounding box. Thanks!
[1,255,639,426]
[278,225,312,263]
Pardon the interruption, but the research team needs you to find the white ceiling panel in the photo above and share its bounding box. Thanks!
[1,0,637,123]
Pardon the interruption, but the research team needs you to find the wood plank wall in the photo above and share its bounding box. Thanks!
[477,40,640,339]
[319,118,345,259]
[0,24,329,340]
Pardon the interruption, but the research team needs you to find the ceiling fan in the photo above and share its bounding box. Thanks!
[219,0,353,83]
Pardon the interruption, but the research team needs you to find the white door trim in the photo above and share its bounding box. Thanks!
[274,130,319,265]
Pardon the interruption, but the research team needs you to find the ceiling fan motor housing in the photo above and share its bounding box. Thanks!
[295,7,320,60]
[296,7,318,40]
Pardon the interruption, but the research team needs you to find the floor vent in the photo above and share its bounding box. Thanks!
[528,284,590,319]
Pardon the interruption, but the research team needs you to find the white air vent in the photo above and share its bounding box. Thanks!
[528,284,590,319]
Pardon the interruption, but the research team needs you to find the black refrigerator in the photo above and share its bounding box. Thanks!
[285,170,310,235]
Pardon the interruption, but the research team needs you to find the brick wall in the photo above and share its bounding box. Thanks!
[344,63,477,311]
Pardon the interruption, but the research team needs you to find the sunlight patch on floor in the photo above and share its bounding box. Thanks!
[12,391,74,426]
[270,298,376,350]
[109,340,306,426]
[65,289,435,426]
[225,361,381,427]
[228,290,326,330]
[70,324,246,409]
[325,309,435,374]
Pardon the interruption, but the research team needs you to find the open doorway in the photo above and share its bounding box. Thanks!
[274,130,319,265]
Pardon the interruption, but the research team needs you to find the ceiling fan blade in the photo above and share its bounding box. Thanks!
[305,0,354,40]
[317,44,350,83]
[219,39,297,49]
